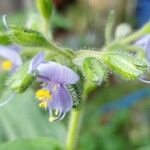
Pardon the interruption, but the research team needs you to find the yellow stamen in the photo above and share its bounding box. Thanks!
[1,60,13,71]
[36,89,52,101]
[48,110,59,122]
[39,101,48,109]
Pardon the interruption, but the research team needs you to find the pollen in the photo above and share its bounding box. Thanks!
[36,89,52,101]
[1,60,13,71]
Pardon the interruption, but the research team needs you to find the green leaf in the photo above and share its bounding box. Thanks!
[103,51,148,80]
[0,33,11,45]
[7,61,34,93]
[8,26,66,56]
[82,57,108,85]
[36,0,53,21]
[0,138,62,150]
[9,26,50,48]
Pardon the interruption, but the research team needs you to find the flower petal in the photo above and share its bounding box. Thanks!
[135,35,150,49]
[139,76,150,84]
[135,35,150,60]
[28,52,45,74]
[0,45,22,67]
[37,61,79,85]
[9,45,21,53]
[48,85,73,120]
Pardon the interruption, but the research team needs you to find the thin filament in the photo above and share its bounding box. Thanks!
[2,15,9,29]
[0,93,15,107]
[139,76,150,84]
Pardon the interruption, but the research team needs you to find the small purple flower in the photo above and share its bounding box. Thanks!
[29,52,80,121]
[0,45,22,71]
[135,35,150,83]
[135,35,150,61]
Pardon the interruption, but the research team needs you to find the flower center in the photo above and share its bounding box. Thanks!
[36,89,52,101]
[1,60,13,71]
[36,89,52,109]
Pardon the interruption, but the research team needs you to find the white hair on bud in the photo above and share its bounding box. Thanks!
[2,15,9,29]
[0,93,15,107]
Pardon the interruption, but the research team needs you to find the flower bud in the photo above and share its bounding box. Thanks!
[36,0,53,21]
[115,23,132,39]
[103,51,147,80]
[7,61,34,93]
[82,57,108,85]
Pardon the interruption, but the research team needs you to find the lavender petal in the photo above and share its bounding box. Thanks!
[48,85,73,120]
[28,52,45,74]
[135,35,150,60]
[37,61,79,85]
[0,45,22,67]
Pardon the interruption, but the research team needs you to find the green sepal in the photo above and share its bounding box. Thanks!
[36,0,53,21]
[103,50,148,80]
[68,81,82,109]
[8,25,50,48]
[0,32,11,45]
[82,57,108,86]
[7,61,34,93]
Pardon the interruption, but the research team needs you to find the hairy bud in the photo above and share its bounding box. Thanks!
[7,61,34,93]
[82,57,108,85]
[103,51,148,80]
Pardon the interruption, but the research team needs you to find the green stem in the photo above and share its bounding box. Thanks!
[119,28,146,45]
[118,22,150,45]
[105,10,115,45]
[66,84,87,150]
[47,43,74,59]
[66,109,83,150]
[42,17,73,60]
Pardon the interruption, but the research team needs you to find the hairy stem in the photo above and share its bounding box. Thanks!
[119,28,147,45]
[66,84,88,150]
[118,22,150,45]
[47,43,74,59]
[66,109,83,150]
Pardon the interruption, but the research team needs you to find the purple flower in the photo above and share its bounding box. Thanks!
[135,35,150,61]
[0,45,22,71]
[29,52,79,121]
[135,35,150,83]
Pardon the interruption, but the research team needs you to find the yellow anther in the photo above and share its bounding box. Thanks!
[48,110,59,122]
[39,102,48,109]
[1,60,13,71]
[36,89,52,101]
